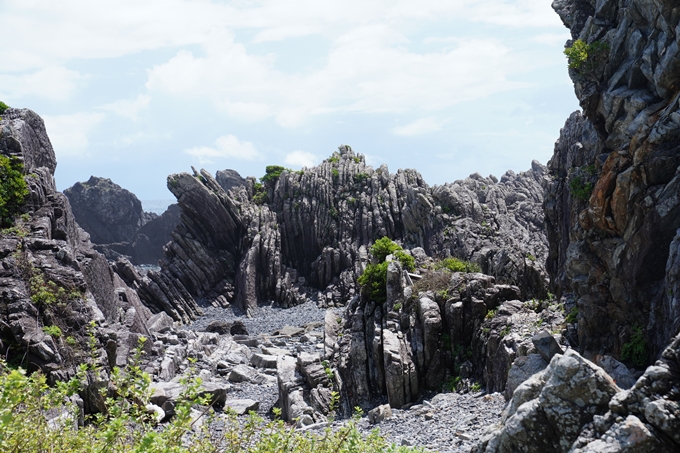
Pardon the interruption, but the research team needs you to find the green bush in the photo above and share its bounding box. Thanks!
[566,307,578,324]
[260,165,289,185]
[0,101,9,114]
[371,237,402,262]
[621,326,648,368]
[354,172,369,183]
[569,175,593,201]
[358,261,389,303]
[433,257,481,274]
[564,39,610,76]
[0,155,29,227]
[252,182,268,205]
[358,238,416,303]
[331,168,339,179]
[42,325,62,338]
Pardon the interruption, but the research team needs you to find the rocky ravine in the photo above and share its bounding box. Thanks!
[129,146,549,325]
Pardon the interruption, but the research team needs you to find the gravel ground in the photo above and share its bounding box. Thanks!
[348,391,505,452]
[187,300,329,336]
[184,301,506,452]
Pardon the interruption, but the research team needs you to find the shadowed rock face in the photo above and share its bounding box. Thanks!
[545,0,680,362]
[0,109,151,383]
[137,146,550,322]
[64,178,181,265]
[65,176,150,244]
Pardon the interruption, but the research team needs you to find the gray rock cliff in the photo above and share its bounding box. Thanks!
[138,146,550,323]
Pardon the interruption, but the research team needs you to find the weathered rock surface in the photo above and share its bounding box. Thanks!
[138,146,550,322]
[545,0,680,364]
[475,349,620,453]
[332,257,565,412]
[0,108,151,386]
[478,329,680,452]
[65,178,180,265]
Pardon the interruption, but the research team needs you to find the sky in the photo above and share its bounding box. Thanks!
[0,0,579,202]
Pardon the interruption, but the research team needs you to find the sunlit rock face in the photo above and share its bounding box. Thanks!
[545,0,680,362]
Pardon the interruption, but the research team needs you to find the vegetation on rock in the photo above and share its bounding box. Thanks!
[564,39,610,77]
[0,345,424,453]
[358,238,414,303]
[0,101,9,114]
[0,155,29,227]
[433,257,481,274]
[620,326,648,368]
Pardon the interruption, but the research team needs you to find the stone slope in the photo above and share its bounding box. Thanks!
[138,146,550,322]
[546,0,680,363]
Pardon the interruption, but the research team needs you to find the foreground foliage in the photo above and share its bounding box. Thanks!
[0,348,425,453]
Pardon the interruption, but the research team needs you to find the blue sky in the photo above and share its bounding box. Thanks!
[0,0,578,201]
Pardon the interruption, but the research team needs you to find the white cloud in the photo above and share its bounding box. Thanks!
[0,66,84,101]
[99,94,151,120]
[43,112,106,156]
[147,28,530,128]
[393,117,447,136]
[184,134,263,164]
[531,33,571,47]
[284,150,319,168]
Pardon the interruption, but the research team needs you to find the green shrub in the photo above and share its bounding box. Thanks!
[394,250,415,272]
[569,175,593,201]
[564,39,610,76]
[485,308,497,320]
[0,155,29,227]
[621,326,648,368]
[371,237,402,262]
[328,153,340,164]
[260,165,289,185]
[252,182,268,205]
[42,325,62,338]
[434,257,481,273]
[354,172,369,183]
[0,101,9,114]
[393,302,402,312]
[331,168,339,179]
[566,307,578,324]
[358,261,389,303]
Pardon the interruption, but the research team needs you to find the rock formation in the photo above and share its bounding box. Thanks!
[136,146,550,323]
[546,0,680,365]
[65,177,180,265]
[0,108,151,388]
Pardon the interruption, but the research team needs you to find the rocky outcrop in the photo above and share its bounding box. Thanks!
[475,330,680,452]
[545,0,680,364]
[0,108,150,386]
[65,178,180,265]
[140,146,550,322]
[65,176,152,244]
[329,254,566,412]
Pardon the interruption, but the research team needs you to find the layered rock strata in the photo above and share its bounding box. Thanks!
[0,108,151,385]
[545,0,680,362]
[139,146,550,322]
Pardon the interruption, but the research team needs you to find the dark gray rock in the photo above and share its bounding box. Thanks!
[0,109,151,393]
[64,176,148,244]
[215,169,246,193]
[532,330,564,363]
